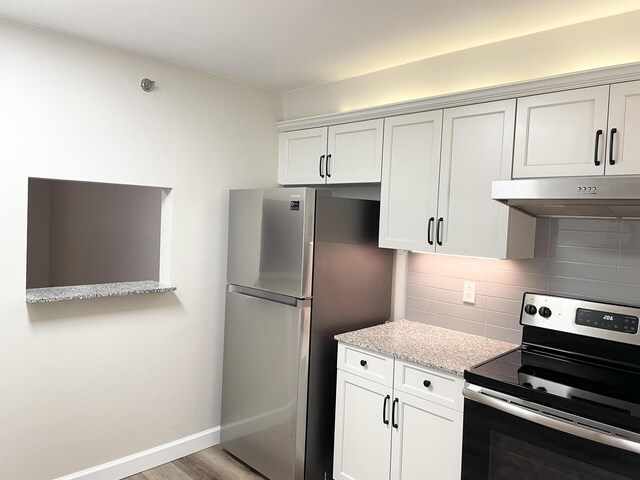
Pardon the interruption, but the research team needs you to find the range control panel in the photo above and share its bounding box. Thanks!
[575,308,639,334]
[520,293,640,346]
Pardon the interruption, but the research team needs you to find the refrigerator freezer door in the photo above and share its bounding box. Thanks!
[227,188,316,298]
[221,289,311,480]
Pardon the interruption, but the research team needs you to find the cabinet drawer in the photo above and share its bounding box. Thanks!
[393,360,464,411]
[337,343,393,387]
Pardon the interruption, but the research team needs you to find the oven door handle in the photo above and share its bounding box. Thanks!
[463,385,640,455]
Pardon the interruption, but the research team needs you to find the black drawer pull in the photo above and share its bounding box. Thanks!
[392,397,399,428]
[423,380,431,388]
[319,154,325,178]
[360,359,367,367]
[383,395,390,425]
[609,128,617,165]
[427,217,435,245]
[594,129,603,166]
[436,217,444,246]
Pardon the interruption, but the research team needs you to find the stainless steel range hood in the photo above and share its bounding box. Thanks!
[492,176,640,219]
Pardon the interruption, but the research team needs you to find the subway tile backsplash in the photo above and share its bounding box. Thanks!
[405,217,640,344]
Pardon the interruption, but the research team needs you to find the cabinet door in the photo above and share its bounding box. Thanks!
[607,80,640,175]
[437,100,533,259]
[513,86,610,178]
[379,112,443,251]
[327,119,384,184]
[278,127,327,185]
[334,370,392,480]
[390,391,463,480]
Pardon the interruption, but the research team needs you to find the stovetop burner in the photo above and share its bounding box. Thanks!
[465,293,640,435]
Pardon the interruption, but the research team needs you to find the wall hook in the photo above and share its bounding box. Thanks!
[140,78,155,92]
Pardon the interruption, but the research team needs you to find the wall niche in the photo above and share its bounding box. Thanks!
[26,178,175,303]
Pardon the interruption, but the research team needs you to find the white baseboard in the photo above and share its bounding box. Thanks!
[54,426,220,480]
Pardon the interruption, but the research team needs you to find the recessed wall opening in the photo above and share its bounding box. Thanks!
[26,178,175,303]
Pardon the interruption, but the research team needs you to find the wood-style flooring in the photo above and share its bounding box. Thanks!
[124,445,266,480]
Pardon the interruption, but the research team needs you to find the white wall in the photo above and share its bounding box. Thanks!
[282,10,640,119]
[0,18,282,480]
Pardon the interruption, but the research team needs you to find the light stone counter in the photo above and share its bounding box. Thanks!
[26,280,176,303]
[335,319,517,377]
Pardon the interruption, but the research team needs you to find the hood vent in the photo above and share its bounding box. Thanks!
[492,176,640,219]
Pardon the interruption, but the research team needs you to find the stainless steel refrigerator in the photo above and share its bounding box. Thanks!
[221,187,393,480]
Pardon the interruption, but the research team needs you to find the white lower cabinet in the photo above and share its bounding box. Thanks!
[333,343,463,480]
[390,390,462,480]
[333,370,392,480]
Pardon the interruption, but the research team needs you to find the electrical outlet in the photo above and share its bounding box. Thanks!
[463,281,476,304]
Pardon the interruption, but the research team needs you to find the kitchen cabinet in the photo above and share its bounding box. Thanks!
[333,343,463,480]
[437,100,534,258]
[379,100,535,259]
[278,127,328,185]
[608,80,640,175]
[379,111,443,252]
[334,370,392,480]
[390,390,462,480]
[278,119,383,185]
[513,83,640,178]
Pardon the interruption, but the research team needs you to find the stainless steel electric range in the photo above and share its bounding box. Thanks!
[462,292,640,480]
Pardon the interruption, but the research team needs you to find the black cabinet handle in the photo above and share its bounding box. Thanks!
[360,359,367,367]
[392,398,399,429]
[319,155,325,178]
[436,218,444,246]
[594,129,603,166]
[609,128,617,165]
[383,395,390,425]
[326,154,332,177]
[427,217,435,245]
[423,380,431,388]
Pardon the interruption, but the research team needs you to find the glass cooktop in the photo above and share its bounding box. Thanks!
[465,347,640,434]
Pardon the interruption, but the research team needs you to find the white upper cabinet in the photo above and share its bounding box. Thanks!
[379,111,443,252]
[513,86,611,178]
[607,80,640,175]
[327,119,384,184]
[438,100,534,259]
[380,101,535,259]
[278,119,383,185]
[278,127,328,185]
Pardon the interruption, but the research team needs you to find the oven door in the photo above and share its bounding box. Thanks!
[461,385,640,480]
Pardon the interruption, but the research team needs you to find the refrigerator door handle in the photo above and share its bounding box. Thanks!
[228,284,311,308]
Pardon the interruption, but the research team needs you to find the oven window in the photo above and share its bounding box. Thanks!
[489,431,631,480]
[462,399,640,480]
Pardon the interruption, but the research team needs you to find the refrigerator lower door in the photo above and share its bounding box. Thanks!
[221,288,310,480]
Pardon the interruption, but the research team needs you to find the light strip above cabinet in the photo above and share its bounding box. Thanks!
[276,62,640,132]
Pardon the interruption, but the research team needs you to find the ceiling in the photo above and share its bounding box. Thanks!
[1,0,639,91]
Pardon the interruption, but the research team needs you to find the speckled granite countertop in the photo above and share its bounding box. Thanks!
[26,281,176,303]
[335,320,517,377]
